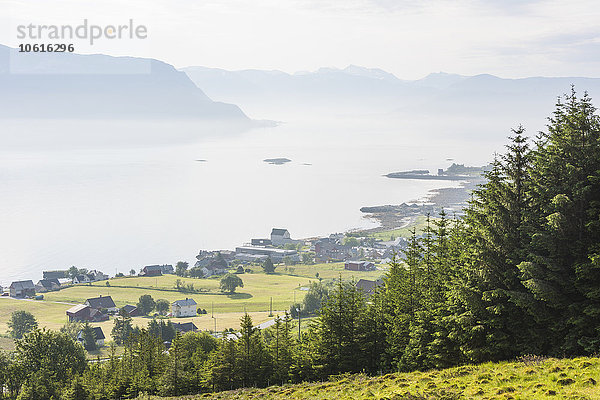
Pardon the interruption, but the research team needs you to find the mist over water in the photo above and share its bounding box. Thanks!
[0,113,517,285]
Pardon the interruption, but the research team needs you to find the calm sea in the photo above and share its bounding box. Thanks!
[0,113,507,285]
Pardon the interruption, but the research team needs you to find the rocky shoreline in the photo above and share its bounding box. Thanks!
[360,164,487,231]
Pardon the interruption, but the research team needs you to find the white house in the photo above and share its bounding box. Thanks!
[88,270,108,281]
[172,298,197,317]
[73,274,92,284]
[77,326,105,347]
[271,228,292,246]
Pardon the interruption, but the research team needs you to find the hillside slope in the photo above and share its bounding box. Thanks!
[0,45,248,120]
[155,357,600,399]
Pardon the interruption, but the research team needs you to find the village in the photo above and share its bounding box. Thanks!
[0,225,414,349]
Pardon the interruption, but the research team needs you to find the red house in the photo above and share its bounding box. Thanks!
[141,265,163,277]
[344,261,376,271]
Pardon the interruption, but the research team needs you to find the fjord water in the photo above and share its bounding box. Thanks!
[0,114,510,285]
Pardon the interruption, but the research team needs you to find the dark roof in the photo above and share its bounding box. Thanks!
[271,228,289,236]
[75,275,89,281]
[43,270,66,279]
[355,279,383,295]
[144,265,163,272]
[86,295,116,310]
[160,265,174,273]
[172,322,198,333]
[122,304,137,313]
[77,326,105,340]
[67,304,90,315]
[89,309,109,322]
[10,280,35,290]
[37,279,59,289]
[172,298,197,307]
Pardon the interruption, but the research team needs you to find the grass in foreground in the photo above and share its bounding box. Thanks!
[150,356,600,399]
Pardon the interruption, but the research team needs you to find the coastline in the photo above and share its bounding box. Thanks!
[357,170,486,234]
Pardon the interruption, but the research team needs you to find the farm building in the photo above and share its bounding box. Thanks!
[141,265,163,277]
[355,278,384,297]
[43,270,67,280]
[73,274,92,284]
[120,304,140,317]
[9,280,35,298]
[35,279,61,292]
[172,298,197,317]
[160,265,174,274]
[271,228,301,246]
[251,238,272,246]
[172,322,198,333]
[235,246,300,263]
[77,326,105,347]
[88,270,108,281]
[85,295,118,313]
[344,261,376,271]
[66,304,109,322]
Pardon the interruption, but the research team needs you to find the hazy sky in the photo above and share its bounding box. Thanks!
[2,0,599,79]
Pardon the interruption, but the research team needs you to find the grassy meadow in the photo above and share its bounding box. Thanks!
[0,263,385,348]
[41,263,384,313]
[364,215,429,241]
[0,297,71,332]
[150,356,600,399]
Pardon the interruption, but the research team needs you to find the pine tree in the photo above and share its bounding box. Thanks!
[378,241,422,371]
[210,339,239,391]
[160,333,187,396]
[81,322,97,351]
[269,313,295,384]
[237,313,272,387]
[521,88,600,355]
[449,128,546,362]
[312,278,369,376]
[112,308,134,345]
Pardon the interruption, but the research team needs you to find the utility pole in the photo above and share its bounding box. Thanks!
[296,307,301,341]
[269,297,273,317]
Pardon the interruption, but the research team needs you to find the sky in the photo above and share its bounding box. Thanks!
[1,0,599,79]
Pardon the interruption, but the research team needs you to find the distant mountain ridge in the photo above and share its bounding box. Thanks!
[0,45,249,120]
[181,64,600,120]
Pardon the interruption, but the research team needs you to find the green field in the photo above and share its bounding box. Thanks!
[152,357,600,399]
[0,265,385,340]
[0,297,71,332]
[365,215,429,241]
[41,265,384,313]
[0,336,15,352]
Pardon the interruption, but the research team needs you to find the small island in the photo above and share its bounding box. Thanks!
[263,158,291,165]
[385,163,487,180]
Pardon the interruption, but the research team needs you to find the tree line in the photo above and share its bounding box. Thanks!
[0,89,598,399]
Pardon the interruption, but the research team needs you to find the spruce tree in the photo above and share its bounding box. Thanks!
[313,278,369,376]
[521,88,600,355]
[237,313,272,387]
[81,322,97,351]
